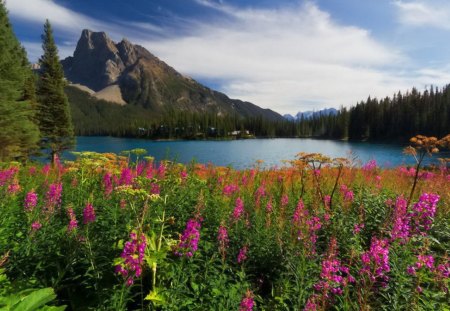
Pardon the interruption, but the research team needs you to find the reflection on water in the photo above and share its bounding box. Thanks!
[68,137,450,169]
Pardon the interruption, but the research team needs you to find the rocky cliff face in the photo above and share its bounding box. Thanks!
[62,29,283,121]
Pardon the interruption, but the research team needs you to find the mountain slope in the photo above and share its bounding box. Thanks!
[62,29,283,121]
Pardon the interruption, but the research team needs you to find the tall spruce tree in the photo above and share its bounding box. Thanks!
[37,20,74,163]
[0,1,40,161]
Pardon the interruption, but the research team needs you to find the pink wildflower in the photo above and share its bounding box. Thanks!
[411,193,439,234]
[232,197,245,220]
[31,221,42,231]
[115,231,147,286]
[391,196,410,243]
[281,194,289,207]
[239,290,254,311]
[175,218,201,257]
[237,245,248,264]
[24,191,38,211]
[360,237,390,287]
[67,208,78,231]
[83,203,96,224]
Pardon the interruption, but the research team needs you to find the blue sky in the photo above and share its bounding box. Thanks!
[6,0,450,115]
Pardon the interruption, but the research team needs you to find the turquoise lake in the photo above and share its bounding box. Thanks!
[69,137,450,169]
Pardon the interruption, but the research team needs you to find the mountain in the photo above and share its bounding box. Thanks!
[284,108,338,121]
[62,29,283,121]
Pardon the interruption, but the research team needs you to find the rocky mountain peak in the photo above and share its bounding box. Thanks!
[62,29,283,121]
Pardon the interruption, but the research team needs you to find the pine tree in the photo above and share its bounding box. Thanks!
[0,1,40,161]
[37,20,74,163]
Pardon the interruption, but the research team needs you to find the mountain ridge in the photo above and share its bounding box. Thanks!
[62,29,283,122]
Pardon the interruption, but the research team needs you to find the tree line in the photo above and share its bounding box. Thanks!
[68,84,450,141]
[0,1,73,162]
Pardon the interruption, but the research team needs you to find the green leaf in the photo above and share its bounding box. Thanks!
[10,288,63,311]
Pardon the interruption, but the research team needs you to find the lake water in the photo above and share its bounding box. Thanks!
[69,136,450,169]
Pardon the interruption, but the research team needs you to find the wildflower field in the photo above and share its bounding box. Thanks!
[1,138,450,310]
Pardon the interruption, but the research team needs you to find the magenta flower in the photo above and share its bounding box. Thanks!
[116,231,147,286]
[266,200,273,213]
[217,225,229,247]
[119,168,133,185]
[239,290,254,311]
[416,254,435,269]
[150,183,160,195]
[391,196,410,243]
[217,225,229,258]
[0,167,18,186]
[103,172,114,197]
[281,194,289,207]
[232,197,245,220]
[24,191,38,212]
[360,237,390,287]
[237,245,248,264]
[411,193,440,234]
[7,183,20,194]
[223,184,239,196]
[83,203,96,224]
[353,223,364,234]
[292,199,307,224]
[45,183,62,212]
[175,218,201,257]
[31,221,42,231]
[362,159,377,171]
[67,208,78,231]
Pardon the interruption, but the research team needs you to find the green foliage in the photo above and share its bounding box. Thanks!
[37,20,74,162]
[0,152,449,309]
[0,1,40,161]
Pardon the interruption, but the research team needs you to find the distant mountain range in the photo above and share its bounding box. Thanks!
[283,108,338,121]
[61,29,283,122]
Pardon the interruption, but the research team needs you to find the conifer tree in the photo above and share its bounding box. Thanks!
[37,20,74,163]
[0,0,40,161]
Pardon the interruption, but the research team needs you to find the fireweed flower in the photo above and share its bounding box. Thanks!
[175,218,201,257]
[150,183,160,195]
[157,163,166,179]
[115,231,147,286]
[180,170,188,180]
[340,185,354,202]
[353,223,364,234]
[232,197,245,221]
[31,221,42,231]
[239,290,254,311]
[391,196,410,243]
[119,167,133,186]
[292,199,307,224]
[103,172,114,197]
[411,193,440,234]
[309,238,355,308]
[24,191,38,212]
[45,183,62,212]
[67,208,78,231]
[223,184,239,196]
[217,225,229,259]
[360,237,390,287]
[0,167,18,187]
[237,245,248,264]
[362,159,377,171]
[323,195,331,209]
[266,199,273,213]
[7,183,20,194]
[83,203,96,224]
[281,194,289,207]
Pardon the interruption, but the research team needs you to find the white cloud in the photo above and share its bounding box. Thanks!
[140,1,426,113]
[7,0,450,114]
[6,0,103,33]
[394,0,450,30]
